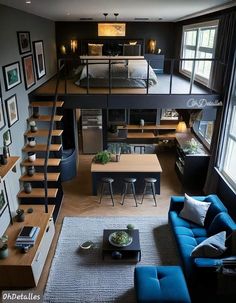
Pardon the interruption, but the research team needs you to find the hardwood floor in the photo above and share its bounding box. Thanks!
[37,150,183,293]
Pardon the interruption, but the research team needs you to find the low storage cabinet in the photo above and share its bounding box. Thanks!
[0,205,55,288]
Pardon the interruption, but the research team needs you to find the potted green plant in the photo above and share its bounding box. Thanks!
[16,208,25,222]
[0,235,8,259]
[94,150,112,164]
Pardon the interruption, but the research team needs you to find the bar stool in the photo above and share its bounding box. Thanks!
[121,178,138,207]
[140,178,157,206]
[99,177,115,206]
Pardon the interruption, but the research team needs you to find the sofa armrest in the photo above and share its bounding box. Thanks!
[194,256,236,268]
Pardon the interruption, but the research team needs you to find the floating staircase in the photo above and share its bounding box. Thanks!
[18,100,64,220]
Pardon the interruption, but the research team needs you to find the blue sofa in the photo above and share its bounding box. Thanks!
[168,194,236,282]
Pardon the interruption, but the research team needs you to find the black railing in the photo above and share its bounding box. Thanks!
[58,57,224,95]
[43,64,64,213]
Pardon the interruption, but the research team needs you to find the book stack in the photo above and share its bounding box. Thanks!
[15,226,40,248]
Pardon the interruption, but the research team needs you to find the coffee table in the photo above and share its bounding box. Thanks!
[102,229,141,262]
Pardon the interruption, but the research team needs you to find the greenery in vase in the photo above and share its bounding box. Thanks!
[94,150,112,164]
[111,231,129,245]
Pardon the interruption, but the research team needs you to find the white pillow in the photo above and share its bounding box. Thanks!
[191,231,227,258]
[179,193,211,226]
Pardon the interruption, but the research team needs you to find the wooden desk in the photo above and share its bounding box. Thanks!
[0,205,55,288]
[91,154,162,195]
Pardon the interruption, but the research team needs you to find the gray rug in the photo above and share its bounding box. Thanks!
[44,217,180,303]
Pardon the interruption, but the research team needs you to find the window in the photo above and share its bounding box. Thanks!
[220,62,236,191]
[198,121,214,145]
[181,20,218,86]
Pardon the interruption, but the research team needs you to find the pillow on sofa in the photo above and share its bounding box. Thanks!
[191,231,227,258]
[179,194,211,226]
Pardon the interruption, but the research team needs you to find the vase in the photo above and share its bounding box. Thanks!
[0,155,7,165]
[28,152,36,162]
[30,125,38,133]
[28,137,36,147]
[27,166,35,176]
[24,182,32,194]
[16,213,25,222]
[0,248,8,259]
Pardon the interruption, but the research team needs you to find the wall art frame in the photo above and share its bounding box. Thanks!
[22,54,36,90]
[33,40,46,79]
[17,31,31,54]
[5,94,19,127]
[2,62,22,91]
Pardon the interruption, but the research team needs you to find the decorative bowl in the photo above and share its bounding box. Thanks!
[109,231,132,247]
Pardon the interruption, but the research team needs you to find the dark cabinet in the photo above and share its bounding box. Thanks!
[144,54,164,73]
[175,135,210,190]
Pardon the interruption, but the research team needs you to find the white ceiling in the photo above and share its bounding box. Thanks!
[0,0,235,22]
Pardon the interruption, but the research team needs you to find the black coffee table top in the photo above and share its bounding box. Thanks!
[102,229,140,252]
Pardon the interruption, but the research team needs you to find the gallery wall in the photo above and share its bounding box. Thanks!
[0,4,57,229]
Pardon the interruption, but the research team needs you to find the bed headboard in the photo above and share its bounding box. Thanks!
[80,38,144,56]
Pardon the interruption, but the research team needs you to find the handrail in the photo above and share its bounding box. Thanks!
[43,65,64,213]
[58,57,224,95]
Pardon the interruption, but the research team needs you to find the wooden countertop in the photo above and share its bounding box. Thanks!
[0,205,54,267]
[118,124,177,130]
[91,154,162,173]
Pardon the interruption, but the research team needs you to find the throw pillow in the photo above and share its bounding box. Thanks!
[179,193,211,226]
[191,231,227,258]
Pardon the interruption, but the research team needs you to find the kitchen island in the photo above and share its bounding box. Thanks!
[91,154,162,195]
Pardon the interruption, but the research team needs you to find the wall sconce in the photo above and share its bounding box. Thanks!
[60,45,67,55]
[176,121,187,133]
[70,40,78,53]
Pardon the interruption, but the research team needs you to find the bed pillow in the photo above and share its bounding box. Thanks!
[191,231,227,257]
[88,44,103,56]
[179,193,211,226]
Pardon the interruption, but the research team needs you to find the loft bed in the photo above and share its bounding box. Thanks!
[31,39,223,109]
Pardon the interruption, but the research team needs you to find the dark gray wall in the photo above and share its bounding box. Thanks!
[55,22,176,58]
[0,4,57,156]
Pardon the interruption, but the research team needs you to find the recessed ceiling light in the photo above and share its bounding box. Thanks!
[66,12,71,16]
[26,0,31,4]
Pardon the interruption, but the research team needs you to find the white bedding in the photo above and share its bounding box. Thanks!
[75,59,158,86]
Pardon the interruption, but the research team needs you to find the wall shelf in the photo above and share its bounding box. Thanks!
[0,157,20,180]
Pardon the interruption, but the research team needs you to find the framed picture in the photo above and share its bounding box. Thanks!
[22,54,36,90]
[0,190,7,217]
[0,85,5,131]
[2,62,22,91]
[17,31,31,54]
[161,109,179,120]
[33,40,46,79]
[5,94,19,127]
[3,129,12,146]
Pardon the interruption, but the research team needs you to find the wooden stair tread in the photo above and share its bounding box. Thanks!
[31,101,64,107]
[21,158,61,166]
[18,188,58,198]
[28,115,63,122]
[25,129,63,137]
[22,144,62,152]
[20,172,60,182]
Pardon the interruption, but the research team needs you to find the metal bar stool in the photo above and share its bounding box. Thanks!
[99,177,115,206]
[140,178,157,206]
[121,178,138,207]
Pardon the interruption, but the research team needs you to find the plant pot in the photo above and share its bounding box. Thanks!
[16,213,25,222]
[28,152,36,162]
[0,247,8,259]
[27,166,35,176]
[28,137,36,147]
[30,126,38,133]
[24,182,32,194]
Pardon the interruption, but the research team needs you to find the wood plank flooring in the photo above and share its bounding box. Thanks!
[23,151,183,294]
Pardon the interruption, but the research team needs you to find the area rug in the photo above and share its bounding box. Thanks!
[44,216,180,303]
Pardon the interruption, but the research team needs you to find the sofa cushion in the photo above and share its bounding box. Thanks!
[191,231,227,258]
[203,195,228,228]
[179,194,211,226]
